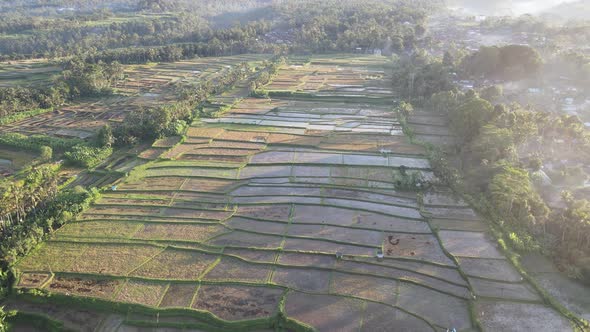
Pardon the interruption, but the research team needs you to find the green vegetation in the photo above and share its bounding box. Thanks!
[0,59,123,122]
[0,0,438,61]
[0,133,81,153]
[391,50,454,102]
[460,45,543,80]
[64,145,113,169]
[0,108,53,126]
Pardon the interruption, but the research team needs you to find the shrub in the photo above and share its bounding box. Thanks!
[39,146,53,162]
[97,124,114,148]
[0,133,81,153]
[64,145,113,168]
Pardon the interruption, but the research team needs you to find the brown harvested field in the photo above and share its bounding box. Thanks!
[46,276,121,300]
[192,285,282,321]
[115,280,168,307]
[209,140,266,149]
[117,177,185,191]
[55,220,140,239]
[225,217,288,235]
[85,205,162,217]
[267,133,322,146]
[179,153,249,163]
[329,272,398,305]
[181,178,238,192]
[186,127,225,138]
[161,209,231,222]
[138,148,165,160]
[219,130,270,142]
[383,233,454,265]
[282,237,375,256]
[272,267,331,292]
[132,223,226,242]
[131,248,219,280]
[286,224,383,247]
[235,204,291,221]
[222,248,278,263]
[162,144,209,159]
[16,242,164,275]
[159,283,198,308]
[207,231,284,249]
[203,256,272,283]
[184,148,255,156]
[17,273,51,289]
[285,292,364,331]
[153,136,181,148]
[98,197,170,206]
[277,252,336,268]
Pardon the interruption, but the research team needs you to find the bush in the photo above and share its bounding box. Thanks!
[39,146,53,162]
[0,133,81,153]
[64,145,113,168]
[0,186,100,267]
[393,169,429,191]
[97,124,114,148]
[0,108,54,126]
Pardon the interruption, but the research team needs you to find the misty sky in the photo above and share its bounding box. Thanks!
[449,0,580,16]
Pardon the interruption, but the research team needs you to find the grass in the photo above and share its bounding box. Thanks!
[115,280,169,307]
[130,248,219,280]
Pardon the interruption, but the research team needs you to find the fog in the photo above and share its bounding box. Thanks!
[448,0,580,16]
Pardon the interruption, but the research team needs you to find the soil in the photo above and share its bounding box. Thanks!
[383,233,453,266]
[47,276,119,299]
[159,283,198,308]
[17,273,51,288]
[192,285,282,321]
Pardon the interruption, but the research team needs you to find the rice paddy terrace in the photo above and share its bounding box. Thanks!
[0,54,269,139]
[9,55,574,331]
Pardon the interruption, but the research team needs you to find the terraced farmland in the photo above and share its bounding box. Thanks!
[11,55,574,331]
[0,54,270,139]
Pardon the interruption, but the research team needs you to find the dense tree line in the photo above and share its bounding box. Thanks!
[0,182,101,293]
[250,57,286,96]
[460,44,543,80]
[391,50,454,102]
[0,59,123,120]
[545,51,590,88]
[0,87,65,118]
[0,0,441,60]
[0,14,208,58]
[425,88,590,281]
[76,31,276,65]
[114,61,256,143]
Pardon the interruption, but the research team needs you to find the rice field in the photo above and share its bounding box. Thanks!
[0,54,270,139]
[10,55,571,332]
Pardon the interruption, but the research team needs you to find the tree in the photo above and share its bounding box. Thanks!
[529,157,543,172]
[397,101,414,117]
[449,96,494,143]
[442,51,454,67]
[39,146,53,162]
[97,124,114,148]
[480,85,503,103]
[0,306,12,332]
[470,125,515,164]
[461,44,542,80]
[489,163,549,231]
